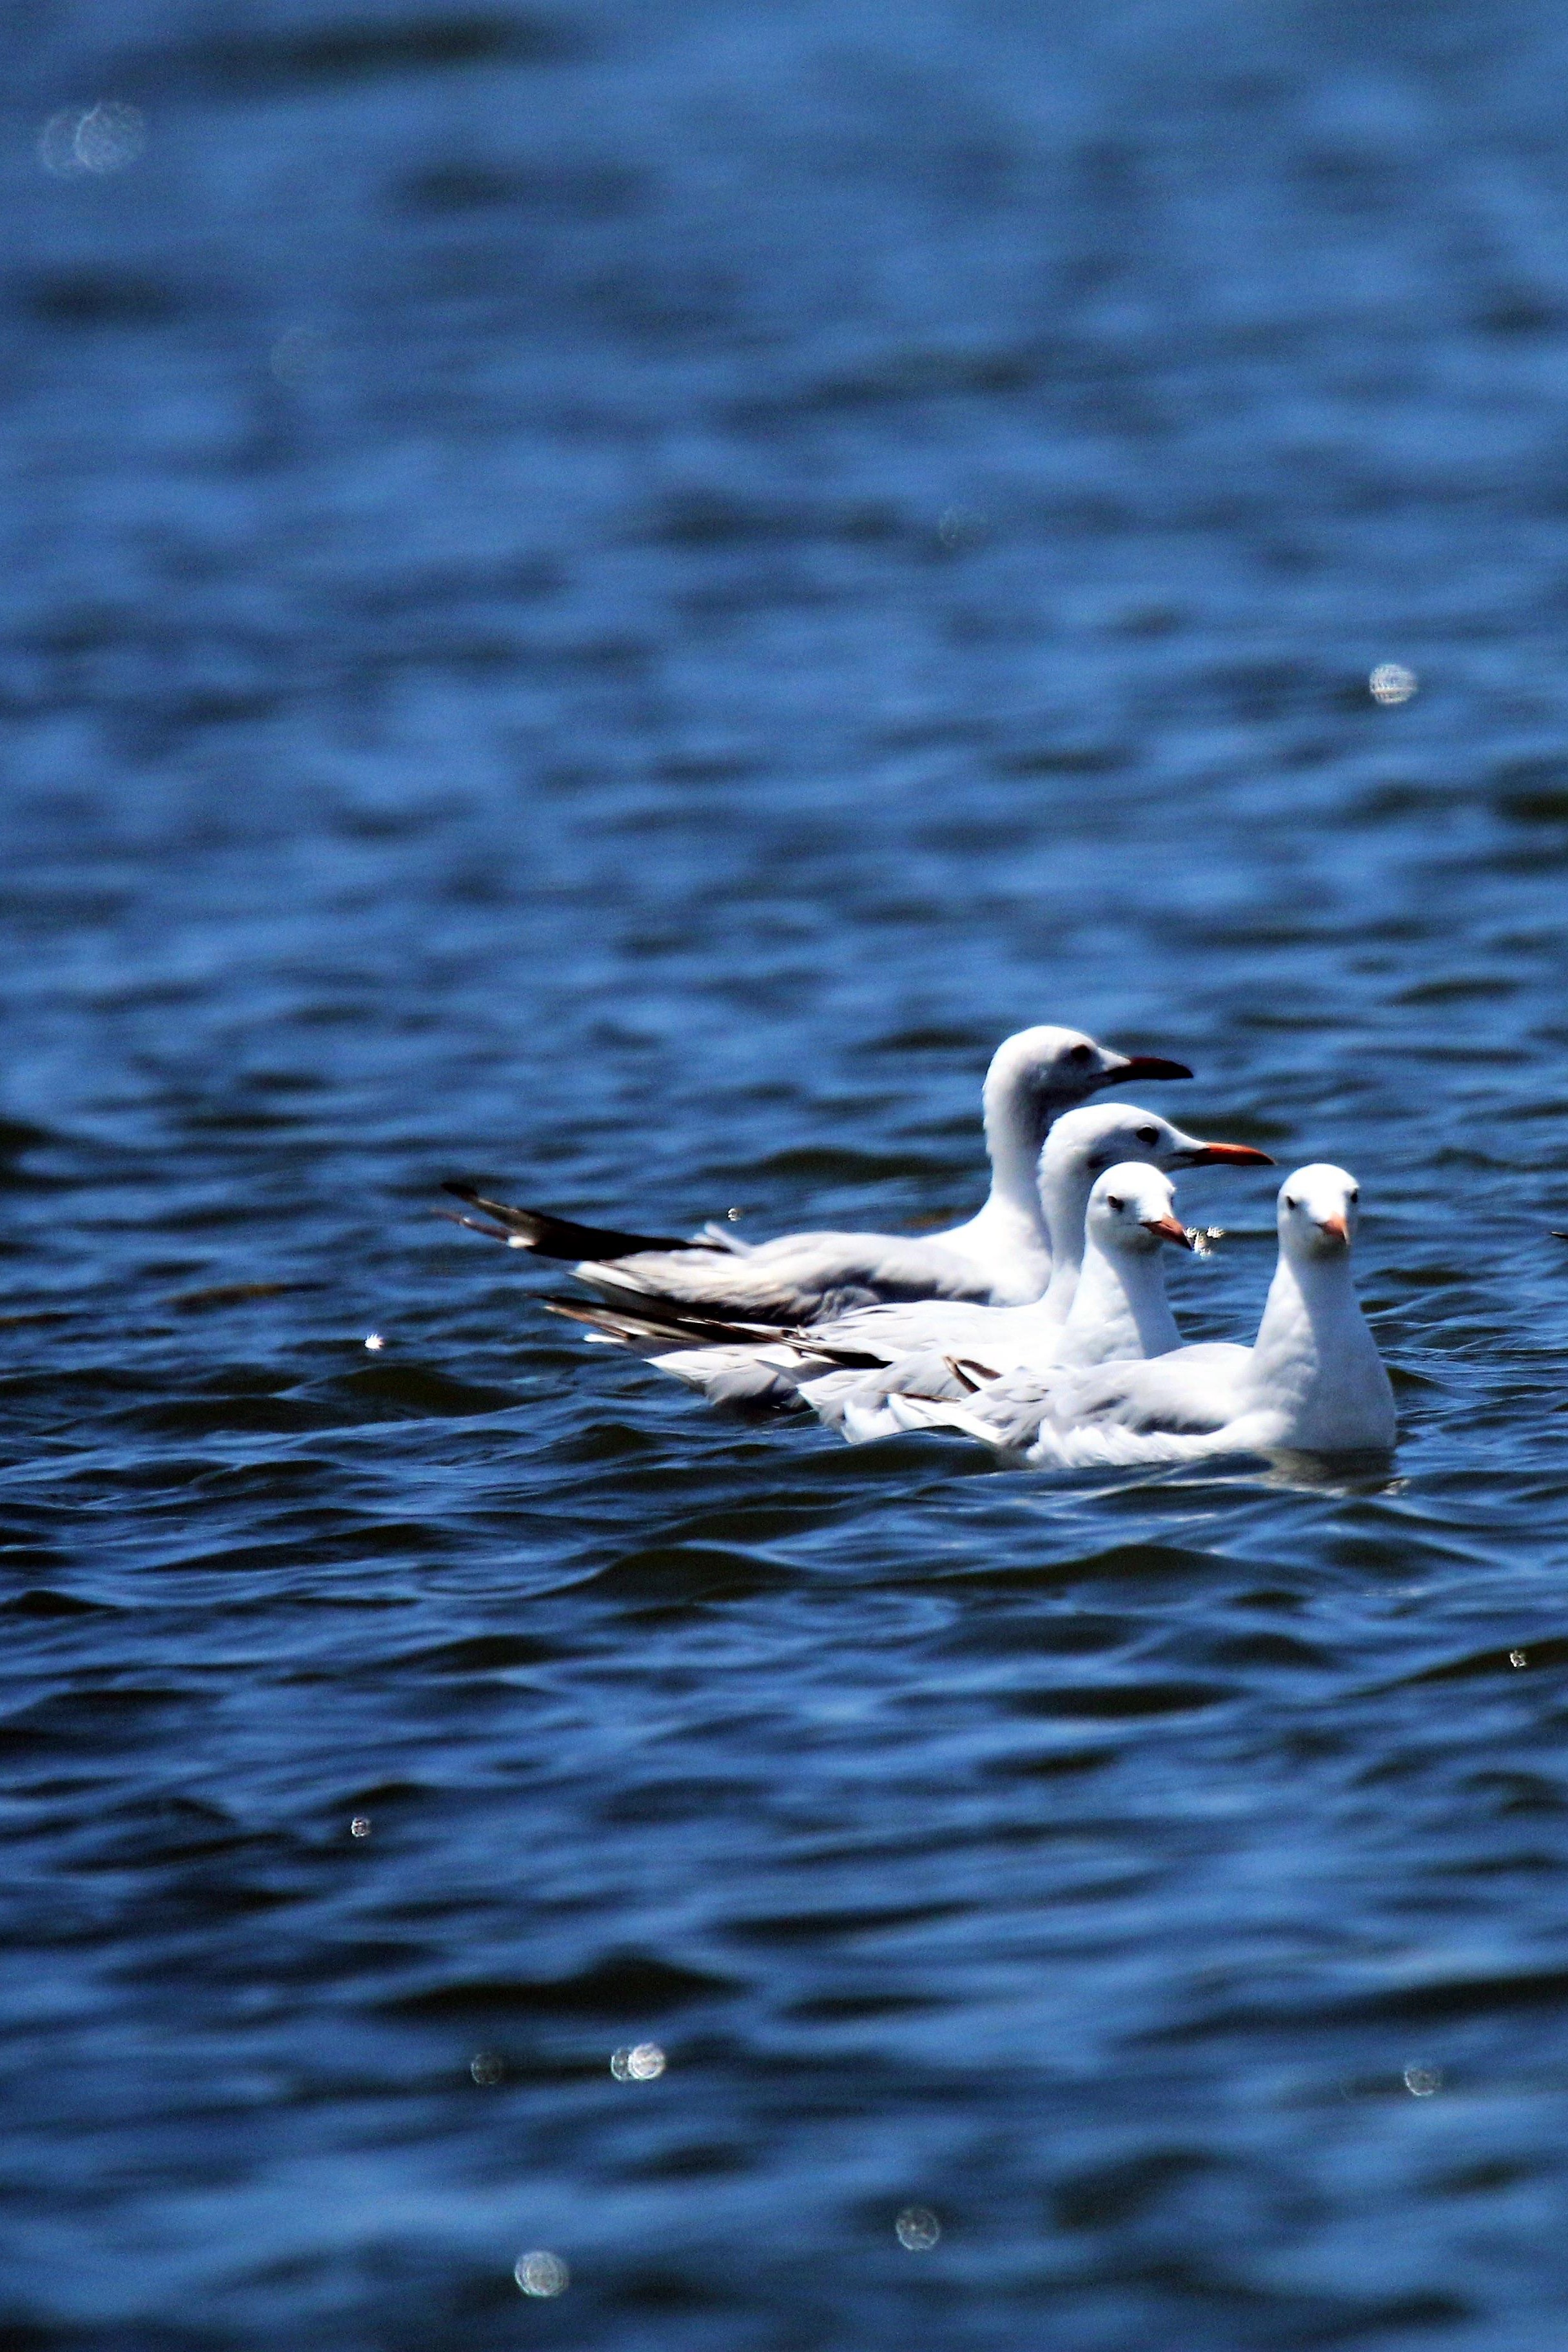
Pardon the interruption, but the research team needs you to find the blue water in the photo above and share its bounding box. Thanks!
[8,2,1568,2344]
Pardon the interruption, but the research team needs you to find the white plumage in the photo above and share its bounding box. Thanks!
[885,1166,1395,1466]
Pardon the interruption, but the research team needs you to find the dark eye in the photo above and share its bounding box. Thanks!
[1107,1194,1124,1212]
[1348,1188,1360,1204]
[1284,1195,1298,1209]
[1068,1043,1094,1064]
[1136,1125,1158,1146]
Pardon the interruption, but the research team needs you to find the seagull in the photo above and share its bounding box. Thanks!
[885,1164,1394,1465]
[807,1161,1199,1442]
[542,1105,1273,1417]
[442,1024,1191,1324]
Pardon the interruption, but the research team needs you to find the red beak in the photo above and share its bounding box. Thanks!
[1145,1214,1195,1248]
[1188,1141,1275,1166]
[1318,1213,1350,1246]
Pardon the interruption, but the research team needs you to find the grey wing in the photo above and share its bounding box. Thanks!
[574,1231,995,1324]
[1039,1344,1250,1438]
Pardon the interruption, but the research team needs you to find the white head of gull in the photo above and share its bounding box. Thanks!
[1030,1101,1270,1326]
[1054,1161,1195,1366]
[941,1026,1195,1300]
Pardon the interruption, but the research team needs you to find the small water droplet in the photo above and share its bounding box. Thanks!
[1369,662,1417,706]
[514,2249,569,2297]
[1403,2064,1442,2097]
[1509,1648,1528,1668]
[349,1815,371,1839]
[726,1206,743,1220]
[896,2206,941,2250]
[610,2041,665,2081]
[363,1332,384,1351]
[470,2051,505,2085]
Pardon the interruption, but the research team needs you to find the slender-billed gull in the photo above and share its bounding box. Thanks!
[444,1025,1191,1323]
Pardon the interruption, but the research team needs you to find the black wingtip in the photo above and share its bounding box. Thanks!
[434,1206,514,1243]
[438,1180,720,1262]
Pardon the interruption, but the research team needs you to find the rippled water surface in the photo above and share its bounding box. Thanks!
[10,3,1568,2345]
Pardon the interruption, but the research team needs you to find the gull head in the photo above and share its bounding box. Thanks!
[985,1025,1191,1146]
[1277,1164,1360,1259]
[1088,1163,1194,1255]
[1044,1102,1275,1186]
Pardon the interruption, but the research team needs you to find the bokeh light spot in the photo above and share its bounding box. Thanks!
[39,101,145,177]
[1369,662,1418,705]
[610,2041,665,2081]
[515,2249,569,2297]
[896,2206,941,2250]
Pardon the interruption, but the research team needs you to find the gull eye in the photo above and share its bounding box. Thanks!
[1068,1043,1094,1064]
[1107,1194,1125,1212]
[1135,1125,1159,1146]
[1284,1195,1298,1210]
[1348,1188,1360,1204]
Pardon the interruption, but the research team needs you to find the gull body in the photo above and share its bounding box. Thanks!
[444,1026,1191,1324]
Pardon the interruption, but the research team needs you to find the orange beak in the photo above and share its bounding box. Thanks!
[1188,1141,1275,1166]
[1318,1213,1350,1246]
[1145,1214,1195,1248]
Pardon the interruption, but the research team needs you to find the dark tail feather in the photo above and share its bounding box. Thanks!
[945,1356,1001,1392]
[441,1181,721,1262]
[540,1291,888,1369]
[540,1295,786,1350]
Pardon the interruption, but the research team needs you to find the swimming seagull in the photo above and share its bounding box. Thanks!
[885,1164,1394,1465]
[807,1161,1200,1443]
[442,1025,1192,1324]
[542,1105,1272,1416]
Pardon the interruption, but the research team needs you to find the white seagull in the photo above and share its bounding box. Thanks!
[443,1024,1191,1324]
[885,1164,1395,1466]
[543,1106,1273,1418]
[808,1161,1200,1443]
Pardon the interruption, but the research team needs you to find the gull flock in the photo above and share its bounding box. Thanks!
[444,1026,1396,1468]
